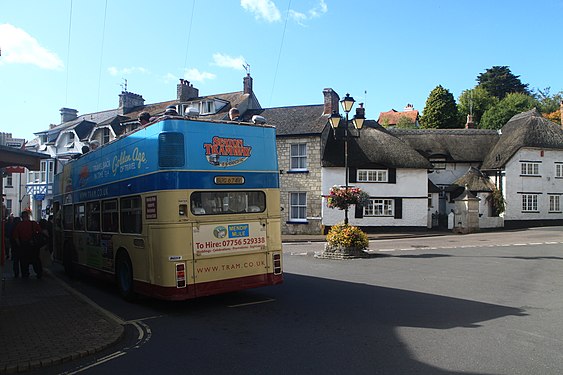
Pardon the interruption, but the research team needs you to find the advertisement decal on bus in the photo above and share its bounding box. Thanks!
[193,222,266,256]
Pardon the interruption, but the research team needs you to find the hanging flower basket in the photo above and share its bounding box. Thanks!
[326,186,370,210]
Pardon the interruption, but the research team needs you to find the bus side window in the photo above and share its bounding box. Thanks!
[102,199,119,232]
[74,204,85,231]
[63,204,73,230]
[86,201,101,232]
[120,196,142,234]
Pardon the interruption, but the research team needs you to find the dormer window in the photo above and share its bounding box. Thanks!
[429,158,446,170]
[65,133,75,148]
[200,100,214,114]
[102,128,110,144]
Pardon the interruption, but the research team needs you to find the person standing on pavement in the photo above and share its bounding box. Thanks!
[8,216,21,277]
[12,211,43,279]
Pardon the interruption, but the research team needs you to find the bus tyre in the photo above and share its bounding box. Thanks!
[116,251,135,301]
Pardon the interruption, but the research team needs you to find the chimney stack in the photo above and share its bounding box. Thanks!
[177,79,199,101]
[243,73,253,95]
[356,102,365,119]
[59,108,78,123]
[465,114,475,129]
[119,91,145,114]
[323,88,340,116]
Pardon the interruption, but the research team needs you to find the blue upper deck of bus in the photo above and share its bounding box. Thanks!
[53,118,279,202]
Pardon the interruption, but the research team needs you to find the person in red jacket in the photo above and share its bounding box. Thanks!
[12,211,43,279]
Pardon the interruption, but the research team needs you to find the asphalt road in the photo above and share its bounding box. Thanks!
[37,227,563,374]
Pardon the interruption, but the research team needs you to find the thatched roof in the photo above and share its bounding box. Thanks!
[453,166,496,192]
[323,121,432,169]
[482,108,563,170]
[388,128,499,162]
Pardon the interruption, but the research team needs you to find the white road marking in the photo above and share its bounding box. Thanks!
[228,298,276,308]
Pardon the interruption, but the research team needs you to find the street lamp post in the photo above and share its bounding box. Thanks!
[328,93,365,225]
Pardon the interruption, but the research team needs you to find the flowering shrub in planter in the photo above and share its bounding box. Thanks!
[326,186,370,210]
[326,223,369,251]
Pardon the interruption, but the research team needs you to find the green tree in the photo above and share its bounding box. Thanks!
[420,85,459,129]
[457,87,498,127]
[396,115,417,129]
[477,66,529,100]
[532,87,563,114]
[480,93,539,129]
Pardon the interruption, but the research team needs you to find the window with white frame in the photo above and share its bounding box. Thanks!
[289,192,307,221]
[364,198,394,216]
[556,164,563,178]
[522,194,538,212]
[65,132,75,148]
[200,101,214,114]
[290,143,307,170]
[550,195,561,212]
[429,158,446,170]
[521,162,540,176]
[102,128,110,144]
[357,169,388,182]
[5,174,13,187]
[5,199,12,215]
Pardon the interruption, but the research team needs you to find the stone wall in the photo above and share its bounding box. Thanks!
[277,135,323,234]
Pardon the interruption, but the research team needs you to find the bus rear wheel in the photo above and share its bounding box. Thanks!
[116,251,135,301]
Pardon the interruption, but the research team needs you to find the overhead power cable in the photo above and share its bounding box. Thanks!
[64,0,73,106]
[96,0,109,110]
[183,0,196,75]
[269,0,291,107]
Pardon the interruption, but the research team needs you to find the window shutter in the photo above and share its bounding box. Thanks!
[388,168,396,183]
[354,204,364,219]
[349,167,357,183]
[394,198,403,219]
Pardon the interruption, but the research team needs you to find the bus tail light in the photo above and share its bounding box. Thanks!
[176,263,186,288]
[272,253,282,275]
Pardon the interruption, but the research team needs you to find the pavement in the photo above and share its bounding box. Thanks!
[0,229,450,374]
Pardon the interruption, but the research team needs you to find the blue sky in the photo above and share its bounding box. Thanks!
[1,0,562,141]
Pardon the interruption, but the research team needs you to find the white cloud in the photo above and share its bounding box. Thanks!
[183,68,216,83]
[212,53,246,71]
[107,66,149,76]
[289,0,328,25]
[241,0,281,22]
[0,23,63,70]
[162,73,178,84]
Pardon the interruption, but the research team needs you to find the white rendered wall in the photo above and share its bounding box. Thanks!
[321,167,429,227]
[504,148,563,221]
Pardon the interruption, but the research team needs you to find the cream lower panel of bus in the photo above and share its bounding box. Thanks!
[149,224,194,287]
[192,221,268,283]
[193,252,269,283]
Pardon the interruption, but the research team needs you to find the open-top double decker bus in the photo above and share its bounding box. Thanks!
[52,115,282,300]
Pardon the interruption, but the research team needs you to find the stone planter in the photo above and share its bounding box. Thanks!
[315,243,370,260]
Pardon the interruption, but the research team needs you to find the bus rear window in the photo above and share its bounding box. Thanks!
[191,191,266,215]
[159,132,185,167]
